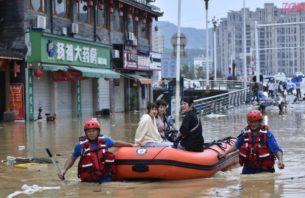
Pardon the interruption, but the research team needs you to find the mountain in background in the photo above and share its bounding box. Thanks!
[155,21,212,50]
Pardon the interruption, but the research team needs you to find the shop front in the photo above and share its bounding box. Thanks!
[26,31,120,121]
[116,50,152,112]
[0,50,24,122]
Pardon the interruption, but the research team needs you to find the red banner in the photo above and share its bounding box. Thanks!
[9,83,24,120]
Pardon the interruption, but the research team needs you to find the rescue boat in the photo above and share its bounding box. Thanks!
[113,137,239,181]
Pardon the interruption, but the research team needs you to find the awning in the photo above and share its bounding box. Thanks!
[123,73,152,85]
[42,64,69,71]
[0,56,23,60]
[71,66,120,79]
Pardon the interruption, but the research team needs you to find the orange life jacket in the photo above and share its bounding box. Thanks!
[239,126,275,170]
[77,136,116,182]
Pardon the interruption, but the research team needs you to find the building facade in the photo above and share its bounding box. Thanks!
[217,3,305,78]
[0,0,161,121]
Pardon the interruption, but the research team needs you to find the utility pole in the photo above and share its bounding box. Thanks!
[175,0,182,126]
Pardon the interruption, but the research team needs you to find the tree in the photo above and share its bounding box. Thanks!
[196,66,205,79]
[181,64,191,79]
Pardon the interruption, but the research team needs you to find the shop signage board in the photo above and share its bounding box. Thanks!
[26,31,111,68]
[123,51,137,70]
[9,83,24,120]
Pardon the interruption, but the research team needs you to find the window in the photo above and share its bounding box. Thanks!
[78,1,90,23]
[112,8,121,31]
[97,9,105,27]
[139,22,148,39]
[127,18,134,33]
[134,20,138,37]
[30,0,46,12]
[54,0,67,18]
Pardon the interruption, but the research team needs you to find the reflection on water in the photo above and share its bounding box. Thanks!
[1,106,305,197]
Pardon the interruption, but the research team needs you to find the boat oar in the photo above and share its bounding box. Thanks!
[45,148,64,180]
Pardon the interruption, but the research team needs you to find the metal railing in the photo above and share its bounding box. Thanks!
[183,80,248,91]
[193,88,251,115]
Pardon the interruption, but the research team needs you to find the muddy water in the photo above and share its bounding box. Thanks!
[1,105,305,198]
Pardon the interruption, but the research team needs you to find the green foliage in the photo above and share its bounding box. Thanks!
[196,66,205,79]
[181,64,192,79]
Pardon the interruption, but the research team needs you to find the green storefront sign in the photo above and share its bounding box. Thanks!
[26,31,111,68]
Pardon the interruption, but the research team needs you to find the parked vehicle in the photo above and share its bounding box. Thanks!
[294,71,305,78]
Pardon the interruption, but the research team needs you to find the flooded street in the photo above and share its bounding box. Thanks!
[1,104,305,198]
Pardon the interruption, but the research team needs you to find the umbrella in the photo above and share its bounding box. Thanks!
[291,76,302,83]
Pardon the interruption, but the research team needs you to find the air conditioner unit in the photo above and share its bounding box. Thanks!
[132,38,138,46]
[61,27,68,36]
[33,15,46,30]
[112,50,120,58]
[69,23,79,34]
[127,32,135,41]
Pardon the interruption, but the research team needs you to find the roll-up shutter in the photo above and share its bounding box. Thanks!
[81,79,94,118]
[98,78,110,110]
[57,81,73,119]
[33,74,51,120]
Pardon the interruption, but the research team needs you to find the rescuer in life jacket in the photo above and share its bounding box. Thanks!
[218,110,285,174]
[58,118,136,182]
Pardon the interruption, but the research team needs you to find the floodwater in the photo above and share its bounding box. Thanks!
[1,103,305,198]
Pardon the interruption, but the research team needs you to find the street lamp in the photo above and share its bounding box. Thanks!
[243,0,247,88]
[175,0,182,126]
[211,16,218,81]
[204,0,209,88]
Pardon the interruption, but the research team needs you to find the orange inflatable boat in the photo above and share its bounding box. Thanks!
[113,137,239,181]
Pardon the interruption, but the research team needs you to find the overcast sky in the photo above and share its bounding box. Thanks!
[153,0,305,28]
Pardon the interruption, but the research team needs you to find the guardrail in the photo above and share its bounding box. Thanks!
[203,80,247,91]
[193,88,251,115]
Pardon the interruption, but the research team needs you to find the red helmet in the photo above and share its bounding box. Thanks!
[247,110,263,122]
[83,118,100,131]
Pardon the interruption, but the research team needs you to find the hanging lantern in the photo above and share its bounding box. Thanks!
[13,62,20,78]
[119,2,123,8]
[109,7,114,13]
[64,71,70,80]
[34,68,44,79]
[87,0,94,7]
[134,16,139,22]
[127,13,132,19]
[119,10,123,17]
[98,2,104,10]
[154,25,159,32]
[142,18,146,24]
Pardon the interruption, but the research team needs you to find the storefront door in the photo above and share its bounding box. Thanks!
[33,74,51,120]
[81,79,94,118]
[57,81,73,119]
[0,71,5,121]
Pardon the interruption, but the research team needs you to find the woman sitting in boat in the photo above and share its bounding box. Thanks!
[174,97,204,152]
[156,99,178,142]
[134,102,173,147]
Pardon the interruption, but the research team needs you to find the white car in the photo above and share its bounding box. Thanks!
[294,71,305,78]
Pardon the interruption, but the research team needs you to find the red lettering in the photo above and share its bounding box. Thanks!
[282,2,289,13]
